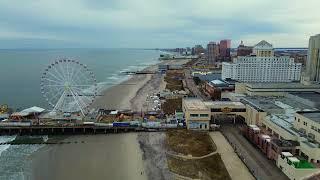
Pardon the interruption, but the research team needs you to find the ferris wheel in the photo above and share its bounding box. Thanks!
[40,58,97,116]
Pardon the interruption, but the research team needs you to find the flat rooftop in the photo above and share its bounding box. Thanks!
[290,91,320,103]
[241,96,281,111]
[203,101,245,108]
[246,82,320,89]
[297,111,320,123]
[243,96,317,136]
[209,79,229,87]
[242,96,315,112]
[183,98,208,111]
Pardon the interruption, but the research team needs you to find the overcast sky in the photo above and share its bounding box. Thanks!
[0,0,319,48]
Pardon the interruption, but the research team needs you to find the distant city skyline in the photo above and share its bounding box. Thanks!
[0,0,319,48]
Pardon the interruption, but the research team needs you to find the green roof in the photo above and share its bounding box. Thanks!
[292,160,315,169]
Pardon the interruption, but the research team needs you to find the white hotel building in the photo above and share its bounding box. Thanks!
[222,40,302,82]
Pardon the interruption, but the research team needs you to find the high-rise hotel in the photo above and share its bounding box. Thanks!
[222,40,302,82]
[306,34,320,82]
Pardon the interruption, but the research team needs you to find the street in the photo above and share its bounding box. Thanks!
[220,125,288,180]
[184,68,209,100]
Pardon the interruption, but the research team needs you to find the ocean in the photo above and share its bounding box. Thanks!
[0,48,160,110]
[0,48,160,179]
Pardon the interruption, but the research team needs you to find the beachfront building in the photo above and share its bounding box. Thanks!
[182,98,210,130]
[182,98,246,129]
[222,40,302,82]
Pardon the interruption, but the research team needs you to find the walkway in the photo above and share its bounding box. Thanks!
[209,131,255,180]
[221,125,288,180]
[166,150,218,160]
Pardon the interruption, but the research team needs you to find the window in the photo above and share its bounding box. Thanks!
[190,114,198,117]
[200,114,209,117]
[232,109,246,112]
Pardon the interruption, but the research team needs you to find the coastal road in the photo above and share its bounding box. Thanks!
[184,68,209,100]
[220,125,289,180]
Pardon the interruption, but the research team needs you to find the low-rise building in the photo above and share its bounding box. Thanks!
[277,152,319,180]
[294,111,320,144]
[203,79,234,100]
[182,98,247,130]
[269,139,298,161]
[294,111,320,163]
[182,98,210,130]
[240,95,320,164]
[235,82,320,96]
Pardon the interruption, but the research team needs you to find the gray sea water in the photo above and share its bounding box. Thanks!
[0,48,160,110]
[0,48,160,179]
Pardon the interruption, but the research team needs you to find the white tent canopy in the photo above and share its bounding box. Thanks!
[11,106,45,117]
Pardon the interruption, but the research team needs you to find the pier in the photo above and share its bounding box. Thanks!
[0,126,140,136]
[121,70,156,75]
[0,125,179,136]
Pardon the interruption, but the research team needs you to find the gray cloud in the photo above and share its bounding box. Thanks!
[0,0,319,48]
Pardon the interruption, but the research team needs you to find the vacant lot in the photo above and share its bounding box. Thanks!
[165,129,231,179]
[167,152,231,180]
[162,98,182,115]
[166,129,216,157]
[164,70,184,91]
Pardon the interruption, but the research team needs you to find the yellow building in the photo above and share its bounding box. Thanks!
[253,40,274,57]
[182,98,210,130]
[203,101,246,124]
[294,111,320,163]
[294,111,320,143]
[182,98,246,130]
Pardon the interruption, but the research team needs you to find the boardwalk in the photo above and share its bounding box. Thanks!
[220,125,288,180]
[209,131,255,180]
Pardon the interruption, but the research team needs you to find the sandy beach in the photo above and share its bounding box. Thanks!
[31,134,147,180]
[91,74,152,110]
[91,59,189,111]
[29,59,190,180]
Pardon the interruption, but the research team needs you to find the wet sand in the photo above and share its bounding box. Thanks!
[31,134,147,180]
[91,74,152,110]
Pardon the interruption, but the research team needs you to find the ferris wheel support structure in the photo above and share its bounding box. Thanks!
[41,58,97,116]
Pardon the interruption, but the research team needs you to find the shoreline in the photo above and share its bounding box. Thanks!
[27,59,190,180]
[91,59,188,111]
